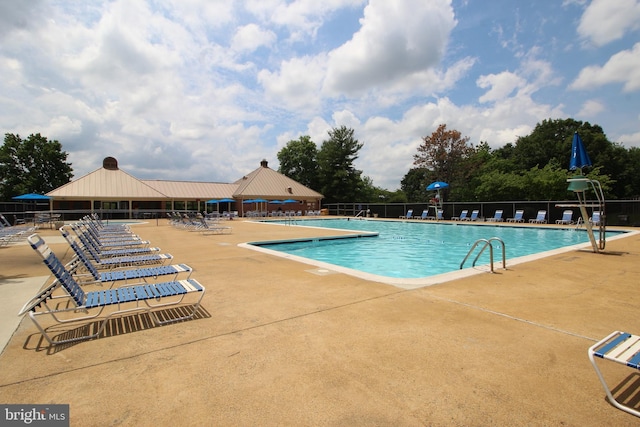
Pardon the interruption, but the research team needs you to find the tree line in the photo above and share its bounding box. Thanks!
[0,133,73,200]
[3,117,640,204]
[278,118,640,203]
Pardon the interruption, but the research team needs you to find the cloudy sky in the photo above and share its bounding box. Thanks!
[1,0,639,190]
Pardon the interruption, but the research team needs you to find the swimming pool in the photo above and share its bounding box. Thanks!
[244,219,628,288]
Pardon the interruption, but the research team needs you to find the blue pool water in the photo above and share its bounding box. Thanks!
[251,219,624,280]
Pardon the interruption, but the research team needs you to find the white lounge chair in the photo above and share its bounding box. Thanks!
[487,210,504,222]
[556,210,574,225]
[462,210,479,221]
[507,210,524,223]
[589,331,640,417]
[451,210,468,221]
[529,210,547,224]
[400,209,413,219]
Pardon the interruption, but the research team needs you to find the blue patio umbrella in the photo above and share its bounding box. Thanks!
[282,199,298,203]
[208,198,234,213]
[12,193,51,201]
[269,200,284,204]
[426,181,449,191]
[569,131,592,172]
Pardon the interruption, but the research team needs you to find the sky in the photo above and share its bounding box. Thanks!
[1,0,639,191]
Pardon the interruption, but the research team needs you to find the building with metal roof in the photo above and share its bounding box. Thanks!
[47,157,323,218]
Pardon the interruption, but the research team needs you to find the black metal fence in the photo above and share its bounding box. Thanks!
[3,199,639,226]
[324,200,640,226]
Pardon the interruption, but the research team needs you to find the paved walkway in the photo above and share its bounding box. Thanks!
[1,219,640,426]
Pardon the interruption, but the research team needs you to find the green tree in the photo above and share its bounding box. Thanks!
[510,118,611,171]
[317,126,364,203]
[616,147,640,198]
[0,133,73,200]
[412,124,475,202]
[277,135,320,190]
[400,167,432,202]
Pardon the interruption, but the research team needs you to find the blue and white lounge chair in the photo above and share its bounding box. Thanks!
[462,210,479,221]
[529,210,547,224]
[62,227,172,268]
[590,211,603,226]
[555,210,574,225]
[197,218,232,235]
[418,210,429,220]
[589,331,640,417]
[68,224,159,257]
[0,215,35,246]
[507,210,524,223]
[451,210,468,221]
[487,210,504,222]
[22,234,205,345]
[76,222,147,247]
[64,232,192,286]
[400,209,413,219]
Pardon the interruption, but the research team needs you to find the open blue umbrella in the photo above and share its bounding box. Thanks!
[210,198,234,213]
[426,181,449,191]
[12,193,51,201]
[570,131,592,172]
[282,199,298,203]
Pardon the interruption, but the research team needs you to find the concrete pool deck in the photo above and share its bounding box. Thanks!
[1,218,640,425]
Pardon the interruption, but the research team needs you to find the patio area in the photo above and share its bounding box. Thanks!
[1,218,640,426]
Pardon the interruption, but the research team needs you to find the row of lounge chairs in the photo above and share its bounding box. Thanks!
[398,209,603,225]
[19,214,206,345]
[1,213,36,246]
[400,209,443,220]
[168,212,232,235]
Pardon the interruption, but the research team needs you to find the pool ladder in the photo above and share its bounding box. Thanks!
[283,213,296,226]
[460,237,506,273]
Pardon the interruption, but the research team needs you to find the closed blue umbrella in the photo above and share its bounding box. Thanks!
[570,131,592,172]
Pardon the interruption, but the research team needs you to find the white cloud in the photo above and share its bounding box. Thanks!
[258,54,327,112]
[576,99,605,117]
[571,42,640,92]
[477,72,525,103]
[577,0,640,46]
[231,24,276,53]
[323,0,456,95]
[246,0,366,42]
